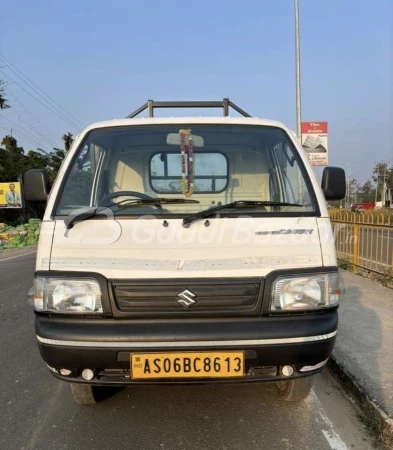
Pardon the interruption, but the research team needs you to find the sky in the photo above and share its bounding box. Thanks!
[0,0,392,184]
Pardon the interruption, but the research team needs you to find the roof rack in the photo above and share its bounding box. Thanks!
[126,98,251,118]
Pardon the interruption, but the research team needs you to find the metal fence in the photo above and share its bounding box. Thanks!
[329,210,393,275]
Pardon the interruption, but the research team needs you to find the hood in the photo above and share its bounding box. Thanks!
[45,216,324,279]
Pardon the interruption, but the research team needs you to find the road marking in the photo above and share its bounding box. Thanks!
[322,430,350,450]
[306,391,350,450]
[0,250,36,262]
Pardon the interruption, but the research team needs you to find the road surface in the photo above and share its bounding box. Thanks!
[0,248,380,450]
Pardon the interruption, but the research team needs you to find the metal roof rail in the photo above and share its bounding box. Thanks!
[126,98,251,118]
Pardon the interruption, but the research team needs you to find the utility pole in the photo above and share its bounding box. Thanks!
[295,0,302,142]
[337,162,359,209]
[374,163,379,204]
[381,163,388,206]
[294,0,304,203]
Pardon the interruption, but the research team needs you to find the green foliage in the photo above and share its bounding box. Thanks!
[26,150,50,170]
[349,163,392,205]
[358,180,375,203]
[0,81,10,110]
[47,147,66,183]
[62,133,74,152]
[0,218,42,251]
[380,268,393,288]
[0,130,71,223]
[0,137,27,182]
[0,132,71,184]
[338,258,353,271]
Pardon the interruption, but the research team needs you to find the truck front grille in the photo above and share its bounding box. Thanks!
[111,278,264,318]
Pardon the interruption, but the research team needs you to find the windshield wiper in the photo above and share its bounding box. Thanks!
[117,198,200,208]
[182,200,304,227]
[64,207,101,231]
[64,198,200,231]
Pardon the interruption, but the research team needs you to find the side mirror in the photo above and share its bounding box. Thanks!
[24,169,50,202]
[321,167,346,200]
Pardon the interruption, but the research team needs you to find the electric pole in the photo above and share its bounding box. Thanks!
[375,163,380,204]
[381,163,388,206]
[295,0,302,142]
[337,162,357,209]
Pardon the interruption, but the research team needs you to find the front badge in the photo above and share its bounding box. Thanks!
[177,289,197,308]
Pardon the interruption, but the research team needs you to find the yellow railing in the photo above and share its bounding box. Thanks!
[329,210,393,275]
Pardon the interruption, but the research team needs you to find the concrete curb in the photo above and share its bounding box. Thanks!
[328,356,393,448]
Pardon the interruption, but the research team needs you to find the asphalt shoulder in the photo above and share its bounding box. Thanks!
[0,245,38,261]
[331,270,393,447]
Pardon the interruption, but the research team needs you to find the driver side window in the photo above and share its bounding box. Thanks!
[57,144,104,213]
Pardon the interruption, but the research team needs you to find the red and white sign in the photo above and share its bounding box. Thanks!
[301,122,328,166]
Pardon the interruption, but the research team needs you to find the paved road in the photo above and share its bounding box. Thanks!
[0,249,379,450]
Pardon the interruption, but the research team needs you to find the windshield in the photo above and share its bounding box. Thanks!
[55,125,317,217]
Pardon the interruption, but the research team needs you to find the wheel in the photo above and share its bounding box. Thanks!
[276,376,314,402]
[70,383,98,405]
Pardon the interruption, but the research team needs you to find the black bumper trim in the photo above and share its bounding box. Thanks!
[39,337,335,381]
[35,311,338,343]
[49,366,326,386]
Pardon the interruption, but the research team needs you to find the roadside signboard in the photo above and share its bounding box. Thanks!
[301,122,328,166]
[0,182,23,208]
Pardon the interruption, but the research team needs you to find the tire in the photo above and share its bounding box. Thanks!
[70,383,98,405]
[276,376,314,402]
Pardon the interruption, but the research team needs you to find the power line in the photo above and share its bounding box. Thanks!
[0,115,55,149]
[5,86,60,143]
[0,69,81,131]
[0,53,84,129]
[0,114,57,148]
[0,116,52,150]
[0,124,51,152]
[0,123,51,152]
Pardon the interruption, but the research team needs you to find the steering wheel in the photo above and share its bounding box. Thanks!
[100,191,164,211]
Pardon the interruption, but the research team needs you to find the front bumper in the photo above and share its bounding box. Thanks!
[36,312,337,385]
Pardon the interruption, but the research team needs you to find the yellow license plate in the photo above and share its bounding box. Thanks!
[131,351,244,379]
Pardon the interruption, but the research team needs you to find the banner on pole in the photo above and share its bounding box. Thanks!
[301,122,328,166]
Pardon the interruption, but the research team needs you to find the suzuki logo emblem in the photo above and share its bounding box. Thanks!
[177,289,197,308]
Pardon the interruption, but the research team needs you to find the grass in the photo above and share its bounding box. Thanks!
[380,268,393,288]
[338,258,353,271]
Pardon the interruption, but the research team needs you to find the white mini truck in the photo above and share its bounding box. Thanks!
[25,100,346,404]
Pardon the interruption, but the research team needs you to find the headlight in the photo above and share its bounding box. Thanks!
[32,277,102,313]
[271,273,344,311]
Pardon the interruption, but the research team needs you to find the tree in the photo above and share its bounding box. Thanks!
[47,148,66,183]
[47,132,73,182]
[1,135,24,154]
[373,162,393,202]
[0,136,26,182]
[0,130,73,222]
[0,81,10,110]
[62,132,74,152]
[26,150,50,170]
[347,178,360,205]
[358,180,375,203]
